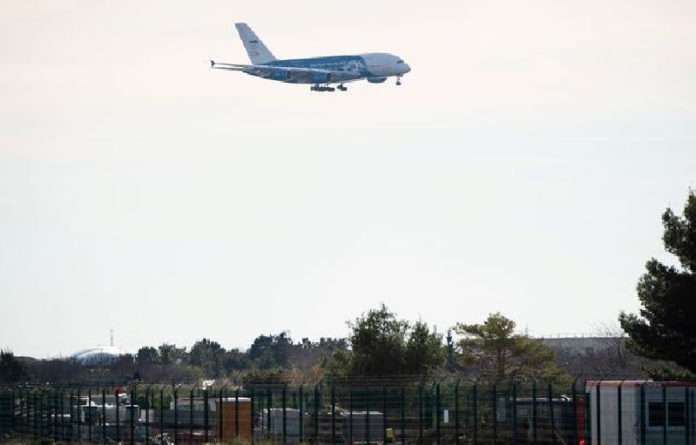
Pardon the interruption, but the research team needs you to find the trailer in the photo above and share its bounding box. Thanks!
[586,380,696,445]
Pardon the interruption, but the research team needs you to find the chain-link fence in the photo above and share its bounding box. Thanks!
[0,380,694,444]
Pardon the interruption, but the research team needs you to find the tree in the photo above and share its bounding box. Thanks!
[248,332,293,369]
[619,192,696,374]
[326,305,444,379]
[158,343,187,365]
[189,339,226,377]
[136,346,159,365]
[404,321,446,375]
[455,313,569,384]
[347,305,409,376]
[224,348,251,372]
[0,350,30,383]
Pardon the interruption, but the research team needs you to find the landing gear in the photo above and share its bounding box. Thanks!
[396,77,402,86]
[337,84,348,91]
[311,84,335,92]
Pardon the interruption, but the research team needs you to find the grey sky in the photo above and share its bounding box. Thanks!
[1,1,695,358]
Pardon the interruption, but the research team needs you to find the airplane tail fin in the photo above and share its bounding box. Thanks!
[235,23,277,65]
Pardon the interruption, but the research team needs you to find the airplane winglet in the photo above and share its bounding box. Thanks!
[210,60,215,68]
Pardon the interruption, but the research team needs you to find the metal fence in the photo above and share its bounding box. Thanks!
[0,380,694,444]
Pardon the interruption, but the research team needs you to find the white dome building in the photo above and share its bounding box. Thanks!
[72,345,128,365]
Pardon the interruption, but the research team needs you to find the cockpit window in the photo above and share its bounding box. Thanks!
[397,60,404,64]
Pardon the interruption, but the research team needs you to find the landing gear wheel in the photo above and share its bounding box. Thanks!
[337,84,348,91]
[311,84,336,92]
[396,78,402,86]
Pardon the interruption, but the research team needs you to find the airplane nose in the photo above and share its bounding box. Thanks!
[403,63,411,74]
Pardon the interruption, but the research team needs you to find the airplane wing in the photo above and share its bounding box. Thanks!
[209,60,361,82]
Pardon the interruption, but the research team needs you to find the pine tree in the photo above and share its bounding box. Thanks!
[619,191,696,373]
[455,313,569,384]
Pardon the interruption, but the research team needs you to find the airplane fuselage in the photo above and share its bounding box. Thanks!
[253,53,410,84]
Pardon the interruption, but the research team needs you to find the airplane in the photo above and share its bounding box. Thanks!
[210,23,411,92]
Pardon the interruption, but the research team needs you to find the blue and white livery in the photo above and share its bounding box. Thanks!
[210,23,411,92]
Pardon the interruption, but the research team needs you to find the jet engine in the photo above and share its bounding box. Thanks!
[367,77,387,83]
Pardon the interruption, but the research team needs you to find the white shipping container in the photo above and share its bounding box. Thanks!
[586,380,696,445]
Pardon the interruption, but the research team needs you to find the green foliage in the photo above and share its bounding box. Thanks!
[240,368,289,385]
[224,348,252,371]
[642,364,696,381]
[249,332,293,369]
[455,313,569,384]
[619,191,696,374]
[404,321,445,375]
[0,350,30,383]
[326,304,445,379]
[158,343,187,365]
[136,346,159,365]
[189,338,226,377]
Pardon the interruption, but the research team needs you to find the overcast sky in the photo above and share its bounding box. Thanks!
[1,0,695,358]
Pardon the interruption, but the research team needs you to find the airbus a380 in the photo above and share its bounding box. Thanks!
[210,23,411,92]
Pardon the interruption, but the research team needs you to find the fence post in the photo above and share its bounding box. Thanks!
[75,386,80,441]
[571,381,578,445]
[662,385,667,445]
[56,388,61,441]
[54,388,59,440]
[419,384,423,445]
[116,387,121,442]
[160,386,165,445]
[11,387,17,438]
[532,381,538,444]
[38,390,43,440]
[597,384,602,445]
[190,387,195,444]
[49,388,58,442]
[436,384,441,445]
[219,387,225,441]
[584,390,591,445]
[350,386,354,445]
[366,385,371,445]
[267,388,272,441]
[401,386,406,445]
[314,385,319,445]
[101,388,106,442]
[473,383,478,445]
[173,386,178,444]
[455,381,460,445]
[512,384,518,445]
[298,385,303,443]
[492,384,497,445]
[203,386,208,443]
[548,384,556,445]
[17,389,22,437]
[66,390,73,441]
[383,386,388,445]
[617,382,622,445]
[86,388,92,441]
[253,386,258,445]
[146,387,151,444]
[131,386,136,445]
[282,385,286,443]
[236,387,241,439]
[331,385,336,445]
[640,384,646,445]
[684,387,689,445]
